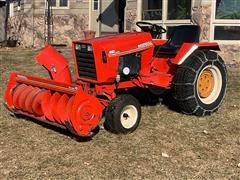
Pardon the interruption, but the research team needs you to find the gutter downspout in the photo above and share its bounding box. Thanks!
[4,0,10,41]
[32,0,35,47]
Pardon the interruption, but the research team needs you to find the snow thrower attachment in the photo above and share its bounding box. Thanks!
[5,46,104,136]
[5,24,227,137]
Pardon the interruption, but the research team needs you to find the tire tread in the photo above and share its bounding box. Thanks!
[174,50,227,116]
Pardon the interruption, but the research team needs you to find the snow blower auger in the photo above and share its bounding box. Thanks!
[5,23,227,137]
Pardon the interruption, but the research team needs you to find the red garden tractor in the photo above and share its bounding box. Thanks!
[5,22,227,137]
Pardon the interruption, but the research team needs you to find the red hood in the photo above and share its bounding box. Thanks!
[73,32,153,54]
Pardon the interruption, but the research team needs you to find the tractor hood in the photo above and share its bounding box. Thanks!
[72,32,154,84]
[73,32,153,57]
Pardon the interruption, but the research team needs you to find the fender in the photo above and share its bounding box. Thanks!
[172,42,220,65]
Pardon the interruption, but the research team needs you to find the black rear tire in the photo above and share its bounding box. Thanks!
[173,50,227,116]
[104,94,141,134]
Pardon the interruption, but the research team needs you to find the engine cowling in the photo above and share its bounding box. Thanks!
[72,32,154,84]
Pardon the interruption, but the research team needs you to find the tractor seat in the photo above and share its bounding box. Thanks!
[154,25,200,56]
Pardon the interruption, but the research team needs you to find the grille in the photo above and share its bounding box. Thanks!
[75,45,97,80]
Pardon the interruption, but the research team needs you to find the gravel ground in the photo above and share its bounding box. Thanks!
[0,48,239,179]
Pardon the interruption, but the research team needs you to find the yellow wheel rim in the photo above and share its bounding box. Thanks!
[197,69,215,98]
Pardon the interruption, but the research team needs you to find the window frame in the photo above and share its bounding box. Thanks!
[47,0,70,9]
[210,0,240,43]
[140,0,194,39]
[9,2,14,17]
[92,0,99,11]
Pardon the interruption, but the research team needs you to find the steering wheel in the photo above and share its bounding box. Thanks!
[136,21,167,38]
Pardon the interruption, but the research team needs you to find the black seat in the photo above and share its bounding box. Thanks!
[155,25,200,56]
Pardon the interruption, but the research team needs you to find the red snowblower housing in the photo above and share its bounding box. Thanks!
[5,23,227,137]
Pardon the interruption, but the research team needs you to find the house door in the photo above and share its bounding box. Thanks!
[99,0,119,36]
[90,0,126,36]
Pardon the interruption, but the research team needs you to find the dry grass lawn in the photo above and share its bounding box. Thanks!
[0,48,239,179]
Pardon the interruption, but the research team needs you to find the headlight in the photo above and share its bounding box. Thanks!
[87,45,93,52]
[75,44,81,50]
[123,67,130,75]
[75,44,92,52]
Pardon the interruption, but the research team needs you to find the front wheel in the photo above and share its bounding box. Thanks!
[104,94,141,134]
[174,50,227,116]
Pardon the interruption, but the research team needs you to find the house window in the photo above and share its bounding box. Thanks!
[142,0,162,20]
[214,26,240,40]
[50,0,57,7]
[48,0,69,8]
[212,0,240,41]
[59,0,68,7]
[93,0,99,11]
[167,0,191,20]
[17,0,21,11]
[215,0,240,19]
[141,0,193,39]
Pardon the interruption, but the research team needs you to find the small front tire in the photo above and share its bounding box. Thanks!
[104,94,141,134]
